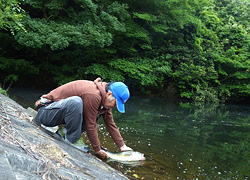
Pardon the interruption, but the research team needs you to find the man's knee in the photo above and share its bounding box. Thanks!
[66,96,83,112]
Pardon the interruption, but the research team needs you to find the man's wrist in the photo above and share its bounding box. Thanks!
[93,146,101,152]
[119,143,125,150]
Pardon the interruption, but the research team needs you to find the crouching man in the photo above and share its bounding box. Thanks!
[35,77,132,158]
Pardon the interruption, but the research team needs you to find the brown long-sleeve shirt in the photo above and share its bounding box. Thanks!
[43,78,124,152]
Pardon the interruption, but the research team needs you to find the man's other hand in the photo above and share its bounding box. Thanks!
[96,150,109,159]
[120,144,133,151]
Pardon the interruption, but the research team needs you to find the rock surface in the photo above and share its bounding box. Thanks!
[0,94,129,180]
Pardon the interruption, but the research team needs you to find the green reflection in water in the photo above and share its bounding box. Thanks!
[98,97,250,180]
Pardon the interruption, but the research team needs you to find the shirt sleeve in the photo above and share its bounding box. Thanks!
[83,94,102,152]
[43,82,75,101]
[103,109,125,149]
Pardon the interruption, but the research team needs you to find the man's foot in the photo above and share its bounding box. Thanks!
[63,136,90,152]
[53,126,67,140]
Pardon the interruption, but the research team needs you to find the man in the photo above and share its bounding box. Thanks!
[35,77,132,159]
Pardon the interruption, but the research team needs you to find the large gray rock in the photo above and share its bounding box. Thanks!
[0,94,128,180]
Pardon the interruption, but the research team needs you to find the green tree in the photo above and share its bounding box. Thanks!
[0,0,27,89]
[0,0,25,33]
[1,0,130,86]
[213,0,250,101]
[0,0,249,102]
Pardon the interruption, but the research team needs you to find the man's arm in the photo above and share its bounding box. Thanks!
[83,94,102,152]
[83,95,110,159]
[103,109,132,151]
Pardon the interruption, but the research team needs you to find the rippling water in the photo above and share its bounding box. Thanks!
[9,89,250,180]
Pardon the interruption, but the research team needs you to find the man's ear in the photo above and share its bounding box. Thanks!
[106,91,112,97]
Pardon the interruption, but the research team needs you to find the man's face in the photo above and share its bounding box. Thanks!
[104,92,117,109]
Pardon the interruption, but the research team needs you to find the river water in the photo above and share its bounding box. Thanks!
[9,88,250,180]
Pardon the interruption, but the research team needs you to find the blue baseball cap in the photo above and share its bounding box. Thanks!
[110,82,130,113]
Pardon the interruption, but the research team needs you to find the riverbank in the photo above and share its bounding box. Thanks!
[0,93,129,180]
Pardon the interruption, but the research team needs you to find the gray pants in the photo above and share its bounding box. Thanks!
[37,96,84,143]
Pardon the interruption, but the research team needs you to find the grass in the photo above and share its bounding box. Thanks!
[0,87,7,95]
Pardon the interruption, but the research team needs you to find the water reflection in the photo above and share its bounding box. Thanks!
[99,97,250,180]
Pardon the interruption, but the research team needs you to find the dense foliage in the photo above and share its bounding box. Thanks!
[0,0,25,33]
[0,0,249,102]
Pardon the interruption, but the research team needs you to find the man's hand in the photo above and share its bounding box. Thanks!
[35,100,40,107]
[96,150,109,159]
[35,96,52,109]
[120,144,133,151]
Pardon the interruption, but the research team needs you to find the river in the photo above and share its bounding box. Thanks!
[9,88,250,180]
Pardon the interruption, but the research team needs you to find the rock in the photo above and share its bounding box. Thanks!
[0,94,128,180]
